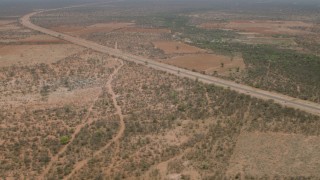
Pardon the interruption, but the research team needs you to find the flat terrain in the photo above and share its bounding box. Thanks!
[1,0,320,179]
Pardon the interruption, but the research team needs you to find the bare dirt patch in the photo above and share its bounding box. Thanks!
[163,53,245,76]
[153,41,205,54]
[200,20,313,35]
[227,132,320,178]
[0,44,83,66]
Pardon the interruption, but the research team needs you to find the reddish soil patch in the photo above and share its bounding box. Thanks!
[227,132,320,178]
[153,41,205,54]
[163,53,244,75]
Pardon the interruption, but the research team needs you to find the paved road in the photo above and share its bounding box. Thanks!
[20,10,320,116]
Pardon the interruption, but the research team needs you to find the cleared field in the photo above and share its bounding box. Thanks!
[0,44,83,66]
[200,20,313,35]
[153,41,205,54]
[227,132,320,178]
[163,53,245,75]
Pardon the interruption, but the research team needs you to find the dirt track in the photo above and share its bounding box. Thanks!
[20,7,320,118]
[36,59,124,179]
[64,61,125,179]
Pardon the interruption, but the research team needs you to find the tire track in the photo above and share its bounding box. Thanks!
[63,60,124,180]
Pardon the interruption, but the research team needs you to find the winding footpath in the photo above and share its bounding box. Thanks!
[39,84,103,179]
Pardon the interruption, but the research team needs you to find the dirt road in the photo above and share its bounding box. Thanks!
[20,10,320,117]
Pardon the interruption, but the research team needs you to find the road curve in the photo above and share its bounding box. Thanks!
[20,10,320,116]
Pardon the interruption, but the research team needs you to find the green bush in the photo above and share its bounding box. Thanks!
[60,136,70,145]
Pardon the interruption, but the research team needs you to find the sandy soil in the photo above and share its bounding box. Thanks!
[163,53,245,75]
[153,41,205,54]
[0,44,83,67]
[227,132,320,178]
[200,20,313,35]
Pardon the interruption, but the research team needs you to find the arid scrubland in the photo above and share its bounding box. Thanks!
[1,55,320,179]
[0,22,122,177]
[1,0,320,179]
[0,49,122,178]
[62,62,320,179]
